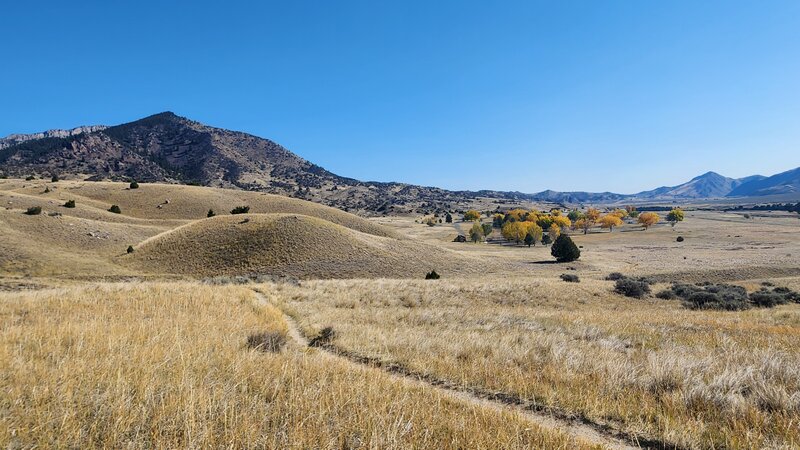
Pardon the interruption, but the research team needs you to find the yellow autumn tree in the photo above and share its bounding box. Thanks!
[638,212,660,230]
[502,221,528,244]
[599,214,623,232]
[585,208,601,222]
[551,215,571,230]
[574,218,591,235]
[611,209,628,219]
[548,222,561,240]
[463,210,481,221]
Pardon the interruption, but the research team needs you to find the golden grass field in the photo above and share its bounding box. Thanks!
[1,178,800,449]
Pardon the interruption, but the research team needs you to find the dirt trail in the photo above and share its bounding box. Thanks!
[251,289,651,450]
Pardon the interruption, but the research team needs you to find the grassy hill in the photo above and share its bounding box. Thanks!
[125,213,476,279]
[0,178,478,279]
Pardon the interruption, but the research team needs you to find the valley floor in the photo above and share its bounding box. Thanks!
[1,179,800,449]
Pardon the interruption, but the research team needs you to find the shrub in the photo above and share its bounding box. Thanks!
[230,206,250,215]
[676,236,684,242]
[43,187,51,193]
[749,291,787,308]
[25,175,35,181]
[445,212,453,223]
[614,278,651,298]
[605,272,625,281]
[655,289,677,300]
[773,286,800,303]
[127,245,135,254]
[207,209,216,218]
[551,234,580,262]
[673,283,751,311]
[560,274,580,283]
[64,199,76,208]
[246,331,287,352]
[129,181,139,189]
[24,206,42,215]
[425,270,440,280]
[541,233,551,245]
[309,326,336,347]
[108,205,122,214]
[51,175,59,182]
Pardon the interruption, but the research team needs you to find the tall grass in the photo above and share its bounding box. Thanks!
[270,277,800,449]
[0,282,585,449]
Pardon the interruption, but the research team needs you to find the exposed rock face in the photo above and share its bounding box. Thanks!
[0,126,107,150]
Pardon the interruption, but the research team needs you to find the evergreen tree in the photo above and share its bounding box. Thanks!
[551,234,580,262]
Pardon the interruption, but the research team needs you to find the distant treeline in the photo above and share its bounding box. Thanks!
[732,203,800,213]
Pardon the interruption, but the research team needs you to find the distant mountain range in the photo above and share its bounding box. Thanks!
[1,112,798,213]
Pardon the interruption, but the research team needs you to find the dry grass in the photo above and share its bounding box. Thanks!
[125,213,489,279]
[269,277,800,449]
[0,282,589,449]
[1,179,397,237]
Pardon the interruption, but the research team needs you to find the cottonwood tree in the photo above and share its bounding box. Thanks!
[548,222,561,240]
[481,223,493,238]
[599,214,623,231]
[666,208,684,227]
[638,212,660,230]
[469,221,484,243]
[463,210,481,221]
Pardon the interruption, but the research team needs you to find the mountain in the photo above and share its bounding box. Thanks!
[0,112,480,214]
[727,167,800,197]
[1,112,797,211]
[635,171,766,199]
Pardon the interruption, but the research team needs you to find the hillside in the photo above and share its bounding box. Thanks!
[0,112,485,214]
[727,167,800,197]
[634,171,765,199]
[0,179,490,281]
[126,213,480,278]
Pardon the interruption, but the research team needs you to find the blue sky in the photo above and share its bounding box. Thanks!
[2,1,799,193]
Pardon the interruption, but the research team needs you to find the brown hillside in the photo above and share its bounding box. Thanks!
[1,179,397,238]
[125,214,481,279]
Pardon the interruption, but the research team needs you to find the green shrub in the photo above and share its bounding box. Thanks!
[24,206,42,215]
[230,206,250,215]
[551,234,580,262]
[108,205,122,214]
[207,209,216,218]
[541,233,551,245]
[605,272,625,281]
[51,175,59,182]
[25,175,35,181]
[127,245,135,254]
[676,236,684,242]
[64,200,76,208]
[129,181,139,189]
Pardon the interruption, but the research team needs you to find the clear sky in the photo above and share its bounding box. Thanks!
[2,1,799,194]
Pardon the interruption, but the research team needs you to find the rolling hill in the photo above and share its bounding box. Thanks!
[0,179,481,279]
[125,213,480,279]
